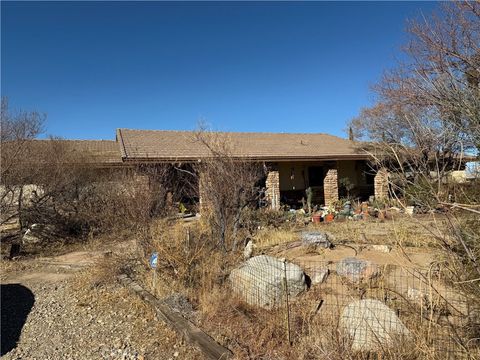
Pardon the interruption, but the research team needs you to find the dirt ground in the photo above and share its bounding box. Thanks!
[0,241,201,360]
[277,241,439,268]
[259,213,447,269]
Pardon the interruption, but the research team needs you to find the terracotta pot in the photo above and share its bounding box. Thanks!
[325,213,335,222]
[312,214,322,223]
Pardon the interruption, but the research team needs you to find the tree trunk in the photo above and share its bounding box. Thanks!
[17,185,24,231]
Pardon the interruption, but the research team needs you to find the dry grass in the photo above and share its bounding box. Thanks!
[246,213,449,252]
[198,286,293,359]
[125,212,479,359]
[254,227,300,248]
[195,267,475,359]
[0,259,34,280]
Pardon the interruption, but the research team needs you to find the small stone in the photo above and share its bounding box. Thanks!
[407,288,425,303]
[336,257,379,283]
[370,244,392,253]
[309,268,329,285]
[173,351,179,357]
[301,231,332,248]
[243,240,254,260]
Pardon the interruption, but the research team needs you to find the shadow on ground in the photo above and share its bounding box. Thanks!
[1,284,35,355]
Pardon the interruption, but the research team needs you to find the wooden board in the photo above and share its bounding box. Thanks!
[118,274,232,360]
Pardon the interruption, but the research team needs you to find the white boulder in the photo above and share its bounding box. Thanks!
[340,299,410,351]
[230,255,307,308]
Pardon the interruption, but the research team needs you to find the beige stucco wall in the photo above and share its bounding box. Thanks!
[337,160,367,187]
[277,160,370,193]
[278,162,308,191]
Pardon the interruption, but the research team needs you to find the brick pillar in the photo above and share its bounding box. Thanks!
[374,168,389,199]
[323,169,339,206]
[265,170,280,210]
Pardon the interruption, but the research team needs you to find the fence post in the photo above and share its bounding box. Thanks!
[185,228,190,255]
[283,259,292,345]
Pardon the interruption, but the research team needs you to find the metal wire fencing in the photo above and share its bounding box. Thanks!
[229,256,474,358]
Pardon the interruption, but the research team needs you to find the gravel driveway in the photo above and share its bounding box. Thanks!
[1,250,201,360]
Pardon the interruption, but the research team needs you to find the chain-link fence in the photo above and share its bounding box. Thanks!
[229,256,473,358]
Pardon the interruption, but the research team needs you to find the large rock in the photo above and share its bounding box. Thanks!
[301,231,332,248]
[336,257,379,283]
[340,299,410,351]
[229,255,307,308]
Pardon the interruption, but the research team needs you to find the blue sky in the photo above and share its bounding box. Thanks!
[1,1,438,140]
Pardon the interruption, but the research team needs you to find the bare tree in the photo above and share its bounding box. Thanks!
[193,128,265,252]
[350,2,480,149]
[350,1,480,203]
[0,98,45,229]
[350,2,480,347]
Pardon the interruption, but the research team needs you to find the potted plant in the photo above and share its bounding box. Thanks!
[323,205,336,222]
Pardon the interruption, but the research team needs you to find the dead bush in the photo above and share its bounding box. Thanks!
[0,97,45,229]
[194,129,266,252]
[139,220,237,295]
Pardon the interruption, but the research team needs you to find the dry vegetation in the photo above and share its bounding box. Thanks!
[2,2,479,359]
[130,211,479,359]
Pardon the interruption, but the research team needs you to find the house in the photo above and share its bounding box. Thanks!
[0,129,393,210]
[115,129,386,209]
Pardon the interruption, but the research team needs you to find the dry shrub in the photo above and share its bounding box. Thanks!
[2,107,180,246]
[194,129,266,252]
[241,208,294,231]
[138,219,238,298]
[198,287,294,359]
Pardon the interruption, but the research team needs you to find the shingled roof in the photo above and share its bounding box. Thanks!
[1,139,123,165]
[117,128,369,162]
[61,140,122,164]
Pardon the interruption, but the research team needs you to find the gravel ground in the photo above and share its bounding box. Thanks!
[1,255,201,359]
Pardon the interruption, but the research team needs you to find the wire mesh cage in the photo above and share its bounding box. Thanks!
[229,257,473,358]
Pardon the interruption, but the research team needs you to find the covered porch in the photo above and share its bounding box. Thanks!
[265,160,387,210]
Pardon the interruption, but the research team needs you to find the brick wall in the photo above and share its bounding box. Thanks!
[323,169,339,206]
[265,170,280,210]
[374,168,389,199]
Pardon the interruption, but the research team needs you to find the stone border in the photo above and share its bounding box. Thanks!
[117,274,232,360]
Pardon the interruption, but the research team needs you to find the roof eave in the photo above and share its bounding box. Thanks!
[120,154,371,163]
